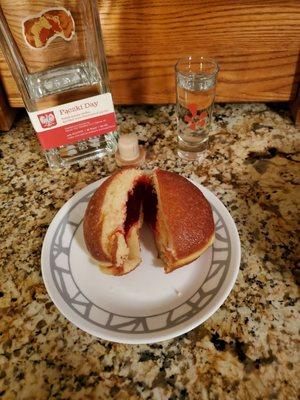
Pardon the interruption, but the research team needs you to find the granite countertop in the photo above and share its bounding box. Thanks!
[0,103,299,399]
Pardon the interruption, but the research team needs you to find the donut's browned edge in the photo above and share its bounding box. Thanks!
[83,170,124,263]
[154,169,215,272]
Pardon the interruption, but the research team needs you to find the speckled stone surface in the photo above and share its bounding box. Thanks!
[0,103,299,400]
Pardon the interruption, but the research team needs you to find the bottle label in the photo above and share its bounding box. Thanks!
[22,7,76,49]
[28,93,117,150]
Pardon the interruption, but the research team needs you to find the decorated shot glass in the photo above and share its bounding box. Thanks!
[175,56,219,160]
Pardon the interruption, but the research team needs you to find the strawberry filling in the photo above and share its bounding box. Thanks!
[143,180,158,231]
[124,177,158,237]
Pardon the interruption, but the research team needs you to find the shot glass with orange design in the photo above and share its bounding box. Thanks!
[175,56,219,160]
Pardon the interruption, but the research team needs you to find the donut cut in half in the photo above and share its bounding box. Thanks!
[83,168,215,275]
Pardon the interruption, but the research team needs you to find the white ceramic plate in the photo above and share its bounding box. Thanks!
[41,177,240,344]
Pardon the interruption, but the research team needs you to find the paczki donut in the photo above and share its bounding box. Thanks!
[83,168,215,275]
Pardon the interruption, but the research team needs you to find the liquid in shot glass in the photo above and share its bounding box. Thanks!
[175,56,219,160]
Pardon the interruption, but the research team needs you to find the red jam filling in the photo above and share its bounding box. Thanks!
[124,177,158,237]
[143,181,158,231]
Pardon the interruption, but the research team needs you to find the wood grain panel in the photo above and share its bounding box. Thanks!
[290,86,300,126]
[0,0,299,105]
[0,80,16,130]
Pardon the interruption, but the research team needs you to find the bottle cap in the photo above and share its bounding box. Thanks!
[117,133,140,161]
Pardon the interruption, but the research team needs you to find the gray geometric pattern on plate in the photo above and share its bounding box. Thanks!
[50,190,231,334]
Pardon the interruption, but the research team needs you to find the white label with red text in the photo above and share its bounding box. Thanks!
[28,93,117,150]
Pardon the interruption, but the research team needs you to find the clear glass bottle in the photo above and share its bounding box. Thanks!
[0,0,118,168]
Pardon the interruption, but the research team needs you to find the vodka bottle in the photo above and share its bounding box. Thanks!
[0,0,118,168]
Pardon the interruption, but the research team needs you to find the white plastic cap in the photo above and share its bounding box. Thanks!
[117,133,140,161]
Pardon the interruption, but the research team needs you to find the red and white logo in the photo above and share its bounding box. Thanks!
[38,111,57,128]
